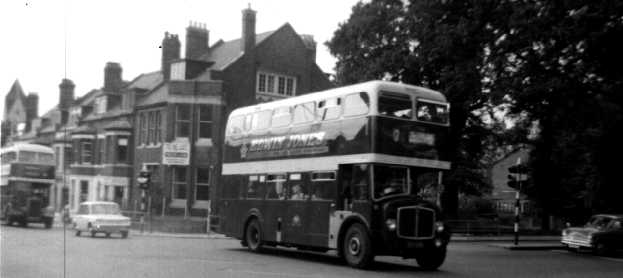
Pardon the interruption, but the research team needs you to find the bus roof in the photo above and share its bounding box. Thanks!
[229,80,447,117]
[0,143,54,154]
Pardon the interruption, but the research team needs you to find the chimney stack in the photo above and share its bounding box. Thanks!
[161,32,181,80]
[185,22,209,60]
[104,62,123,92]
[59,78,75,125]
[241,5,256,53]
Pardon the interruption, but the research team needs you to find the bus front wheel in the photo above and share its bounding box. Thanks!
[416,246,446,270]
[342,223,374,269]
[245,219,263,252]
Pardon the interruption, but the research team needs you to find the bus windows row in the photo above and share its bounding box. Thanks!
[222,172,338,201]
[227,92,371,136]
[0,150,54,165]
[377,91,450,125]
[227,91,450,136]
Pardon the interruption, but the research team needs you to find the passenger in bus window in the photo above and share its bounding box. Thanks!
[312,186,324,200]
[290,184,305,200]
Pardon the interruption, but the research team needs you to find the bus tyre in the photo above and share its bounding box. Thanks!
[121,231,128,238]
[416,246,446,270]
[44,218,53,229]
[342,223,374,269]
[245,219,263,252]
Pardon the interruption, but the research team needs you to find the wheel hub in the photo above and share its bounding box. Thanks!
[348,237,361,255]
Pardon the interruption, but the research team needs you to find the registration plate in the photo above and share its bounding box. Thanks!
[568,244,579,249]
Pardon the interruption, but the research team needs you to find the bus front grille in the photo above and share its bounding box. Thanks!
[28,198,42,217]
[397,206,435,239]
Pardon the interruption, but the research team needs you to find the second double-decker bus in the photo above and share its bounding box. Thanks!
[215,80,451,269]
[1,143,56,228]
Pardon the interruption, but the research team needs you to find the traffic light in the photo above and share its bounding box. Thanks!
[508,164,528,174]
[507,164,529,190]
[137,168,151,190]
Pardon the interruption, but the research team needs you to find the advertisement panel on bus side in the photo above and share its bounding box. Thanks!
[9,164,55,179]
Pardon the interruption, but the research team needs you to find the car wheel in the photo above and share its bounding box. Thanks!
[593,242,610,256]
[75,230,81,236]
[121,231,128,238]
[105,232,111,238]
[245,219,263,252]
[342,223,374,269]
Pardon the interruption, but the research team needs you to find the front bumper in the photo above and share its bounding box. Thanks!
[92,224,130,233]
[561,238,592,248]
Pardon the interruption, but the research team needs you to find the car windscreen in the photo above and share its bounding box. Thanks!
[587,216,613,229]
[91,204,121,215]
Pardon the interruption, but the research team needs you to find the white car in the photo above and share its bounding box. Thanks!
[73,201,131,238]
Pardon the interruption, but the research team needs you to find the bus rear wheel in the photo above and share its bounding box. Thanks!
[342,223,374,269]
[245,219,263,252]
[416,246,446,270]
[44,218,53,229]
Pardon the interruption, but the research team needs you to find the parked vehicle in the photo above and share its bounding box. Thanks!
[561,214,623,255]
[1,143,55,228]
[72,201,131,238]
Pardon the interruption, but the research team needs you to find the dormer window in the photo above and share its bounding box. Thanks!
[257,72,296,96]
[170,61,186,80]
[94,96,108,114]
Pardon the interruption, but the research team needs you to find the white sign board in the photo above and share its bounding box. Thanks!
[162,142,190,165]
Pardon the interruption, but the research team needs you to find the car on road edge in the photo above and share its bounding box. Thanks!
[72,201,131,238]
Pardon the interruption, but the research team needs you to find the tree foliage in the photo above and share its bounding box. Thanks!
[488,0,623,224]
[328,0,623,222]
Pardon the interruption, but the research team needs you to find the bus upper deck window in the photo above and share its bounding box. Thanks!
[227,116,244,136]
[272,107,292,128]
[19,151,37,163]
[39,153,54,164]
[317,97,342,121]
[416,100,449,124]
[343,92,370,117]
[251,110,272,131]
[293,102,315,125]
[1,151,16,164]
[378,92,412,119]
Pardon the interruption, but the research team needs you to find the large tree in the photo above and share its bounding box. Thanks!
[327,0,498,216]
[489,0,623,226]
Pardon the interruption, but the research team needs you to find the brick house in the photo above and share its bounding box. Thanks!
[133,6,332,217]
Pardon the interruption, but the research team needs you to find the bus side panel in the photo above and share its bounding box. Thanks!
[218,175,245,239]
[307,201,331,247]
[261,200,284,243]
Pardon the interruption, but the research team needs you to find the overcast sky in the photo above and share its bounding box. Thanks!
[0,0,359,117]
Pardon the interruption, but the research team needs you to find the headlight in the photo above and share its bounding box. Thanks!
[386,219,397,231]
[435,221,445,233]
[587,233,593,242]
[562,229,569,236]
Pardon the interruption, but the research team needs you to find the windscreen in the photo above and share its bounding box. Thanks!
[91,204,121,215]
[416,100,449,125]
[373,165,409,199]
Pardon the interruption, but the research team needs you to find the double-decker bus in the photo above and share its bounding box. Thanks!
[215,80,451,269]
[1,143,56,228]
